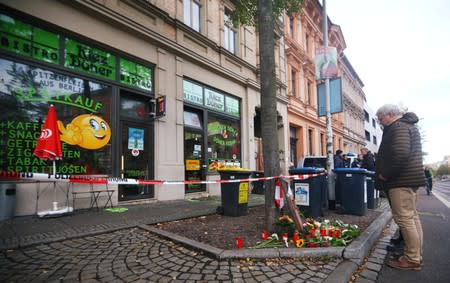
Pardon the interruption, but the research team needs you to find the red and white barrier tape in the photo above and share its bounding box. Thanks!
[0,171,325,186]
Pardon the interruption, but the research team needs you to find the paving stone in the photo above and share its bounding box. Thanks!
[355,276,375,283]
[365,261,382,272]
[367,257,384,265]
[360,269,378,281]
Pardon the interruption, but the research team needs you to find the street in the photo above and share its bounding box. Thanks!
[377,180,450,282]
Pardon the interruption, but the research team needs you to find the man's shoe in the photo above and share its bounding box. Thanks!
[386,243,404,252]
[387,256,422,271]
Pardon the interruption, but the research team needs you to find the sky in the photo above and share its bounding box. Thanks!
[325,0,450,164]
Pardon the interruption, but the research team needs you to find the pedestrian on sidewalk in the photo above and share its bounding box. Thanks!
[333,149,346,168]
[424,166,434,194]
[375,104,426,270]
[360,147,375,171]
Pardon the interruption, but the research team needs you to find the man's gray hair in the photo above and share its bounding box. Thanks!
[376,104,405,117]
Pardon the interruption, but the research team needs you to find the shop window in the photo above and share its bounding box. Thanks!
[184,111,203,130]
[120,95,151,119]
[207,116,241,171]
[0,57,112,175]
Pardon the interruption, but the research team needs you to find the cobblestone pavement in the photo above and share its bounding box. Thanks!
[0,227,343,283]
[352,220,396,283]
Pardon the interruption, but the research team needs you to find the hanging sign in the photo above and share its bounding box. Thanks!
[315,46,338,80]
[155,96,166,118]
[317,77,343,116]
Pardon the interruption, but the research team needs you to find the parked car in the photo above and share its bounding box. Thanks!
[297,156,328,170]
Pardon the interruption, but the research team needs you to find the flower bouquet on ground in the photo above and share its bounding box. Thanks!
[273,214,296,237]
[302,218,360,248]
[251,216,360,249]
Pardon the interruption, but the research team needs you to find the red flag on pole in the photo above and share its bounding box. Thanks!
[34,105,63,161]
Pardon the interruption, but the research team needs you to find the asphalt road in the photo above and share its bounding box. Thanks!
[377,180,450,283]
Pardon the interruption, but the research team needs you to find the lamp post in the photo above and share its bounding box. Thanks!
[322,0,336,209]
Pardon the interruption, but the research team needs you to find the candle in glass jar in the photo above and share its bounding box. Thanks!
[262,230,268,240]
[236,237,243,249]
[293,231,299,242]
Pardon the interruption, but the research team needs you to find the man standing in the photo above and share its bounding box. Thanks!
[375,104,426,270]
[360,147,375,171]
[333,149,345,168]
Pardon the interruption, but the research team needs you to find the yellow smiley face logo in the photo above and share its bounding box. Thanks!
[58,114,111,150]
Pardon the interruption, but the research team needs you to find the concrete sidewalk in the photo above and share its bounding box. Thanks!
[0,194,392,282]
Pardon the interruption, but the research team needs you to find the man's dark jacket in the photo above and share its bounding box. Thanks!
[375,112,426,191]
[361,152,375,171]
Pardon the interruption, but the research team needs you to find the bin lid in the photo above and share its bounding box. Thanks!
[333,168,368,174]
[289,167,325,174]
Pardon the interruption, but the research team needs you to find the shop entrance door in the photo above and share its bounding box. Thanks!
[184,129,206,193]
[119,120,154,201]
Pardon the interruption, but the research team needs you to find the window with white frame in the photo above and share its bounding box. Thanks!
[224,9,236,54]
[183,0,201,32]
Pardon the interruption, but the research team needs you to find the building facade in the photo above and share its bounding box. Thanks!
[363,101,383,154]
[284,0,346,167]
[0,0,291,216]
[340,54,366,155]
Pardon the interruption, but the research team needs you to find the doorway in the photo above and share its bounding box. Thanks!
[118,92,154,201]
[183,109,206,193]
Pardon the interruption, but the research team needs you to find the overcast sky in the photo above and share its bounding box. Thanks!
[325,0,450,164]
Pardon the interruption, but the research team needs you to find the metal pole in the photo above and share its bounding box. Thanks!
[322,0,336,209]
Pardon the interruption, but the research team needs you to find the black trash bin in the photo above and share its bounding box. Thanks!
[251,171,265,194]
[218,169,252,216]
[289,167,326,218]
[365,171,376,209]
[0,182,16,221]
[333,168,368,216]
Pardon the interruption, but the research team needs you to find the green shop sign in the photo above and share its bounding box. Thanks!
[64,38,116,80]
[1,13,153,92]
[0,14,59,65]
[183,79,240,117]
[120,58,152,91]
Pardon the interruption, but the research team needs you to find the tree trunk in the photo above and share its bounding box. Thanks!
[257,0,280,232]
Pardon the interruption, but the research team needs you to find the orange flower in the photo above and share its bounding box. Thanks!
[295,239,305,248]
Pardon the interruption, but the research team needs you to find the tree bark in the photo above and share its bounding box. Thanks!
[257,0,280,231]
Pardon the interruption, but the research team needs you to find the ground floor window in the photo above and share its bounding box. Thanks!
[0,57,112,174]
[183,78,241,193]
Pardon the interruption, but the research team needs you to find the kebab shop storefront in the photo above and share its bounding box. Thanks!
[0,12,156,216]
